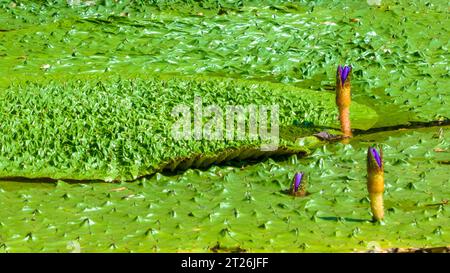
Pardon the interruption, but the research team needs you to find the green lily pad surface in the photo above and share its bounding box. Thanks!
[0,126,448,252]
[0,75,376,181]
[0,0,448,252]
[0,0,448,126]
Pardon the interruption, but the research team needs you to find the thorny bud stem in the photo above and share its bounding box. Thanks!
[367,146,385,221]
[336,65,353,138]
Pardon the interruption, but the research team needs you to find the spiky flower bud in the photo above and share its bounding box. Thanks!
[336,65,352,138]
[290,172,307,197]
[367,146,385,221]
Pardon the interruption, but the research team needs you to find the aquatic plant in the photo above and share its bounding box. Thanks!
[0,76,348,181]
[290,172,306,197]
[336,65,352,138]
[367,146,385,221]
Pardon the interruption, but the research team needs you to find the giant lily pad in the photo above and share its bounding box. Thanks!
[0,0,448,125]
[0,74,377,181]
[0,126,448,252]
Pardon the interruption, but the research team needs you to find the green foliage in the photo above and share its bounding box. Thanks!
[0,75,376,181]
[0,0,447,252]
[0,0,448,125]
[0,126,448,252]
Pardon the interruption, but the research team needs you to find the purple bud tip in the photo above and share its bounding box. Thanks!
[370,147,382,167]
[338,65,351,83]
[293,172,304,192]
